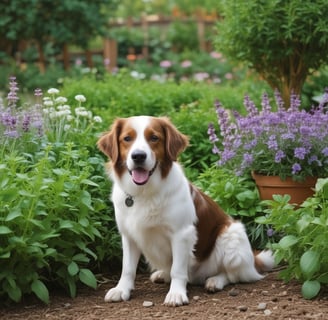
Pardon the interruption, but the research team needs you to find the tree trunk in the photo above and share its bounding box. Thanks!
[37,41,46,73]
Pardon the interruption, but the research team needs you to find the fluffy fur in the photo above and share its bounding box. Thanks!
[97,116,274,307]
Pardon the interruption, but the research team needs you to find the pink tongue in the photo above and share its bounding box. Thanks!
[131,168,149,185]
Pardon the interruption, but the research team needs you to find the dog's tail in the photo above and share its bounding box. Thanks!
[254,250,275,273]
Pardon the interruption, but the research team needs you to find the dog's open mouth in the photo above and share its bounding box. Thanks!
[131,168,150,185]
[129,162,158,185]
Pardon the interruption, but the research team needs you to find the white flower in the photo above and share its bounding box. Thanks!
[75,107,89,117]
[44,100,54,107]
[75,95,86,102]
[47,88,60,95]
[93,116,102,123]
[64,124,71,131]
[55,96,68,104]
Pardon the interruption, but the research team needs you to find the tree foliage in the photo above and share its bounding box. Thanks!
[215,0,328,106]
[0,0,113,56]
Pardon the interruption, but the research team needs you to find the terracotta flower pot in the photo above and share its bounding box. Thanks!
[252,172,317,205]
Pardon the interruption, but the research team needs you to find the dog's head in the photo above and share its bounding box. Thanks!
[97,116,189,185]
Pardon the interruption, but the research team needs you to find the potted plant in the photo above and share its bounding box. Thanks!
[208,89,328,204]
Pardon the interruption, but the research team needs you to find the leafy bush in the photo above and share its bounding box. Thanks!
[196,167,269,248]
[0,80,119,304]
[256,179,328,299]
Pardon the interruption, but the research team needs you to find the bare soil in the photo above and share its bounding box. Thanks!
[1,269,327,320]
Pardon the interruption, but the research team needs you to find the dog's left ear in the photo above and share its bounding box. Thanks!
[159,117,189,161]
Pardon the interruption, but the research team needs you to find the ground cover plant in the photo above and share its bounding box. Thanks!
[256,179,328,299]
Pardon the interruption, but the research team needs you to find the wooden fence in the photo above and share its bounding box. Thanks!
[12,13,218,72]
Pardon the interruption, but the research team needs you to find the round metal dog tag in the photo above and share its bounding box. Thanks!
[125,196,134,207]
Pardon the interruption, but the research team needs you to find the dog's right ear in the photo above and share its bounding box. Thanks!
[97,119,123,163]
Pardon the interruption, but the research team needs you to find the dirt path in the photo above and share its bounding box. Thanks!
[1,270,327,320]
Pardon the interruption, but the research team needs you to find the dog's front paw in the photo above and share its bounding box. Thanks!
[205,274,229,292]
[150,270,170,284]
[164,290,189,307]
[104,286,130,302]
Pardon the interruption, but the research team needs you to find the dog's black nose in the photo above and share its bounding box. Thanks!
[131,150,147,164]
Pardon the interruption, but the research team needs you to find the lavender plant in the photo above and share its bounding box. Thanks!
[0,77,43,156]
[209,89,328,181]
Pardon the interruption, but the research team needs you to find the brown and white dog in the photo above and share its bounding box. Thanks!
[97,116,274,307]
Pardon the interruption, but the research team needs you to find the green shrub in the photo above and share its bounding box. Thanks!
[256,179,328,299]
[196,167,269,248]
[0,82,119,304]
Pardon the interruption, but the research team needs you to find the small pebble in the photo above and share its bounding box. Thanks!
[264,309,272,316]
[257,302,267,310]
[229,288,240,296]
[279,290,288,296]
[143,301,154,307]
[238,305,248,312]
[193,295,200,301]
[261,290,269,296]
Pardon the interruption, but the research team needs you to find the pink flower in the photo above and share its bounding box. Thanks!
[160,60,172,68]
[181,60,192,68]
[210,51,223,59]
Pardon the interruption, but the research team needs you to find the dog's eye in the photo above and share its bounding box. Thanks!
[150,135,159,142]
[123,136,132,142]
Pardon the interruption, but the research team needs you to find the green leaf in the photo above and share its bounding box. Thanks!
[31,279,49,304]
[301,280,321,299]
[79,269,97,289]
[0,226,13,235]
[72,253,90,263]
[236,190,255,201]
[68,261,79,276]
[66,275,77,298]
[5,208,22,221]
[59,220,75,229]
[0,251,10,259]
[4,281,22,302]
[278,235,298,249]
[19,190,36,197]
[81,179,99,187]
[224,181,234,193]
[300,250,320,278]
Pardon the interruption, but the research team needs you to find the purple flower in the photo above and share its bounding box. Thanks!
[322,147,328,156]
[292,163,302,174]
[274,89,284,110]
[275,150,285,163]
[261,92,271,113]
[243,95,258,116]
[7,76,19,107]
[4,129,20,138]
[294,147,307,160]
[267,228,275,237]
[34,88,43,97]
[242,153,253,166]
[210,90,328,179]
[267,135,278,150]
[208,123,219,143]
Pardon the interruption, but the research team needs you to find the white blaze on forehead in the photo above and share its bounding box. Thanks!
[126,116,157,184]
[129,116,151,149]
[130,116,151,135]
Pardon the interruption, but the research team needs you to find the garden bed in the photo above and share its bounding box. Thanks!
[1,270,327,320]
